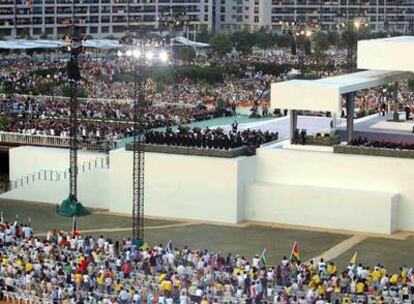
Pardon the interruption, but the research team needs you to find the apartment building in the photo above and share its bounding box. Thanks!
[0,0,413,39]
[0,0,214,38]
[215,0,414,33]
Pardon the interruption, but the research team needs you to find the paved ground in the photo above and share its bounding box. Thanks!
[89,224,348,265]
[0,199,179,233]
[335,236,414,273]
[336,112,414,142]
[2,199,414,272]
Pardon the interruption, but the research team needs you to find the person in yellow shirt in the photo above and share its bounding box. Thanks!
[161,279,173,293]
[317,283,326,296]
[25,261,33,273]
[389,273,399,285]
[114,280,123,293]
[307,260,316,276]
[400,267,407,284]
[371,268,381,282]
[342,294,352,304]
[159,273,166,283]
[97,273,105,292]
[327,262,337,276]
[75,272,83,291]
[380,266,387,278]
[173,279,181,289]
[200,296,209,304]
[356,281,365,294]
[2,256,8,266]
[15,258,22,268]
[308,274,321,289]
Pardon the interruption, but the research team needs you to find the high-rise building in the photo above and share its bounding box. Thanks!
[269,0,414,33]
[0,0,213,39]
[0,0,413,39]
[215,0,414,33]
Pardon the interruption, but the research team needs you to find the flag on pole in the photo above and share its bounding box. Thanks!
[13,215,18,227]
[290,242,300,262]
[140,243,150,251]
[259,248,268,268]
[71,215,79,237]
[350,251,357,265]
[164,240,173,253]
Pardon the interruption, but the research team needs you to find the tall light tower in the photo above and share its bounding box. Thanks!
[118,44,169,244]
[57,0,88,217]
[335,1,369,72]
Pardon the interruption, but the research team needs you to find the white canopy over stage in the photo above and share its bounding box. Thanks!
[174,36,209,48]
[358,36,414,72]
[271,70,414,114]
[0,39,121,50]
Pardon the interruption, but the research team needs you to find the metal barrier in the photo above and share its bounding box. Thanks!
[9,155,109,191]
[0,132,113,152]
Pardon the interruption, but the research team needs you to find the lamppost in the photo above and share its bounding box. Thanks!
[117,45,169,244]
[279,20,317,75]
[336,14,369,72]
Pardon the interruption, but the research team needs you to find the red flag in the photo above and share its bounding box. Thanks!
[290,241,300,262]
[71,215,80,237]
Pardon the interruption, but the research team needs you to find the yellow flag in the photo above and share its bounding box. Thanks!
[140,243,150,251]
[350,251,357,265]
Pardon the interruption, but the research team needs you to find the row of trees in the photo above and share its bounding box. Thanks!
[203,27,399,57]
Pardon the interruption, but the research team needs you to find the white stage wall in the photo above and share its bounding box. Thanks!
[3,144,414,233]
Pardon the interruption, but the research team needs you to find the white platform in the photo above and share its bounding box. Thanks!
[358,37,414,72]
[4,143,414,234]
[370,120,414,132]
[245,182,398,234]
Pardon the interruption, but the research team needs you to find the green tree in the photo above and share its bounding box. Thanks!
[231,30,255,54]
[313,32,330,55]
[209,33,232,56]
[177,46,196,64]
[274,34,291,48]
[253,28,275,49]
[196,26,211,43]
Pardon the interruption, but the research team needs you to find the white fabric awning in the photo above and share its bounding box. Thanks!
[174,36,209,48]
[82,39,121,49]
[0,39,121,50]
[0,39,66,49]
[271,69,414,113]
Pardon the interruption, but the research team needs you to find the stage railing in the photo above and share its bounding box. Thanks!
[0,132,116,152]
[8,155,109,191]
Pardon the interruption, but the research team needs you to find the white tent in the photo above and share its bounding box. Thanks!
[174,36,209,48]
[0,39,66,49]
[82,39,121,49]
[0,39,121,50]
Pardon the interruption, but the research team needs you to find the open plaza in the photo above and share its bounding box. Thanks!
[0,15,414,304]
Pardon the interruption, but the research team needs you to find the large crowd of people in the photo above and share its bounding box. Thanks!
[0,49,414,146]
[0,221,414,304]
[145,127,278,150]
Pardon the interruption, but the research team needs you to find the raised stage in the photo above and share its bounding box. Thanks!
[2,116,414,235]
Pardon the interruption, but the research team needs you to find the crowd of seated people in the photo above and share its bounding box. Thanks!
[350,137,414,150]
[1,220,414,304]
[145,127,278,150]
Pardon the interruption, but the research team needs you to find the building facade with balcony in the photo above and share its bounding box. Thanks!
[0,0,214,39]
[0,0,413,39]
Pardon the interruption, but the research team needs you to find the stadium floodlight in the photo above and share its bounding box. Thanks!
[132,49,141,59]
[145,51,154,61]
[159,50,168,63]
